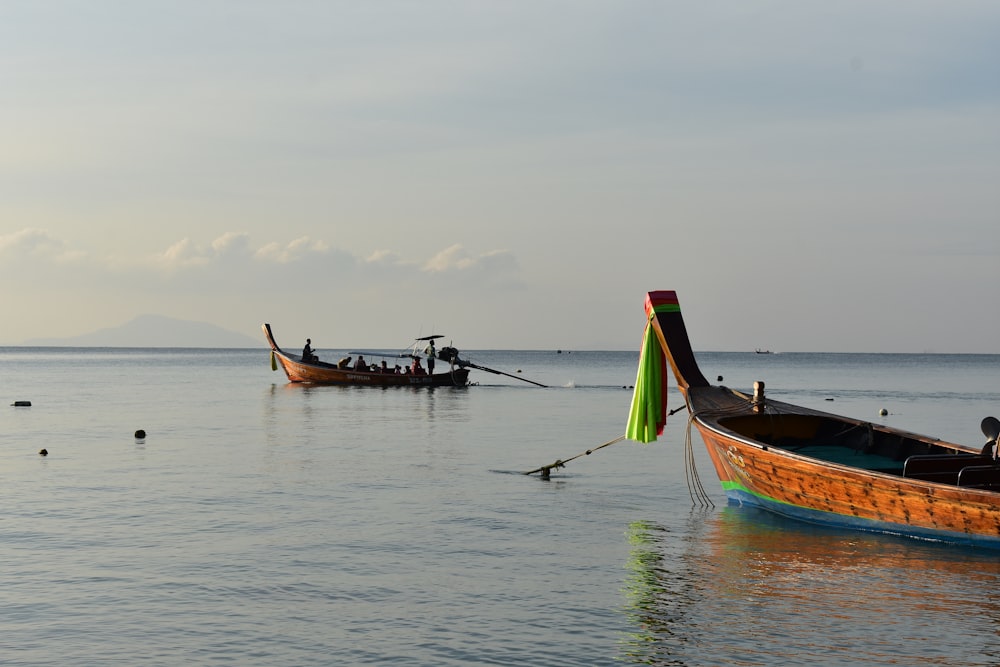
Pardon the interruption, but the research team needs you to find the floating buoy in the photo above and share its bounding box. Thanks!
[39,448,48,456]
[879,408,888,416]
[135,429,146,439]
[717,376,723,382]
[12,400,31,407]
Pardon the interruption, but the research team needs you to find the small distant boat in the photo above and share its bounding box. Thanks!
[627,290,1000,549]
[754,348,772,354]
[262,324,470,387]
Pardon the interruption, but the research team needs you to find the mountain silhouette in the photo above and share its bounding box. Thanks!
[23,314,261,348]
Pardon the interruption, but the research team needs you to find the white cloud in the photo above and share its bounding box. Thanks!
[211,232,252,255]
[423,244,517,276]
[254,236,329,264]
[423,244,474,272]
[365,249,405,265]
[160,238,207,268]
[0,228,85,263]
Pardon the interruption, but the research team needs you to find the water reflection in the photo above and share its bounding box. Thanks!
[620,507,1000,666]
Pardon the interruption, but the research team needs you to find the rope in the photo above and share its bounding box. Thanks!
[679,394,764,507]
[523,435,628,478]
[522,405,692,479]
[684,411,715,508]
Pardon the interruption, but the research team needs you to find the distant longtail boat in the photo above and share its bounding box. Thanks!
[262,324,471,387]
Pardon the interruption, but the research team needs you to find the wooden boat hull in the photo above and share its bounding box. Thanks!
[640,290,1000,549]
[693,405,1000,548]
[262,324,470,387]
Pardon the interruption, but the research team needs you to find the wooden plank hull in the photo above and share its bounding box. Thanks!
[262,324,470,387]
[641,290,1000,549]
[693,408,1000,548]
[272,350,469,386]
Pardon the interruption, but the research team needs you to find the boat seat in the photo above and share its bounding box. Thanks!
[902,454,994,484]
[957,465,1000,489]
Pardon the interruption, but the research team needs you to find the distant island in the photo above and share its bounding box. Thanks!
[22,314,262,348]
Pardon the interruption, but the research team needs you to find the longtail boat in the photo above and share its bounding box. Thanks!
[626,290,1000,549]
[262,324,470,387]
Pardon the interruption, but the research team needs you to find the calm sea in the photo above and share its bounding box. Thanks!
[3,347,1000,666]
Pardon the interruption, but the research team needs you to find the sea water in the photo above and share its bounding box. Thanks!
[2,347,1000,666]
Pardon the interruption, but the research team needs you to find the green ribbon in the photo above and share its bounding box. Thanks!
[625,319,666,443]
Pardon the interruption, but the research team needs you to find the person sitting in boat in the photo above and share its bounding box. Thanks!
[354,355,368,371]
[302,339,316,362]
[411,358,426,375]
[393,364,402,374]
[380,360,389,373]
[337,356,352,369]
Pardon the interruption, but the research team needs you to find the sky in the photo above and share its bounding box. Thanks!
[2,1,998,352]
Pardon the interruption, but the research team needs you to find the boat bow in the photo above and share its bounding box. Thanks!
[629,290,1000,549]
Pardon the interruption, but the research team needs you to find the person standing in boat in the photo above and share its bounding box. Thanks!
[425,339,436,375]
[302,339,315,362]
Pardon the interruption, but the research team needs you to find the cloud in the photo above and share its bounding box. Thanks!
[365,249,405,265]
[423,244,518,276]
[0,228,86,263]
[159,232,266,269]
[0,228,519,297]
[254,236,329,264]
[155,233,335,278]
[159,238,208,268]
[424,244,475,272]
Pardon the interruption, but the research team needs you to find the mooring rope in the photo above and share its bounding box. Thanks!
[523,405,693,479]
[523,435,628,478]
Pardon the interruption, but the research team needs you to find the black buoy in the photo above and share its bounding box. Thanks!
[717,376,723,382]
[134,429,146,439]
[39,448,48,456]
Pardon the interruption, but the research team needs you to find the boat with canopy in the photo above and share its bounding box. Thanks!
[262,324,471,387]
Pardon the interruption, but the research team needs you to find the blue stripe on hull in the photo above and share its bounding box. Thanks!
[723,487,1000,551]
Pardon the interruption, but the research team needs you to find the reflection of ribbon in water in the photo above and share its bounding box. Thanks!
[618,516,712,665]
[619,520,671,663]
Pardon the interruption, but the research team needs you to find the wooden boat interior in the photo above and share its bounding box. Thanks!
[712,408,1000,490]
